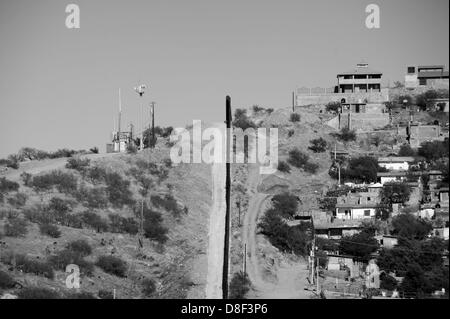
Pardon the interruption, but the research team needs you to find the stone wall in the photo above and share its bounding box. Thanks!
[295,89,389,106]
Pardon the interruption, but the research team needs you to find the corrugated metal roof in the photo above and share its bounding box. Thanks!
[378,156,415,163]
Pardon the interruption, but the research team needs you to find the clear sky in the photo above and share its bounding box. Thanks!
[0,0,448,156]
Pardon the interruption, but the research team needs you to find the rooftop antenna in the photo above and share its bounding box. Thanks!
[134,84,148,150]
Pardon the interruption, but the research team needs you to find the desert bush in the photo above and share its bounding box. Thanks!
[303,162,319,174]
[89,147,99,154]
[20,172,32,186]
[141,278,156,297]
[39,223,61,238]
[288,148,318,173]
[326,101,341,113]
[67,240,92,257]
[334,127,356,142]
[7,192,27,207]
[81,211,109,232]
[0,270,15,289]
[23,206,52,224]
[140,204,168,244]
[98,289,114,299]
[163,158,173,168]
[126,143,138,154]
[232,109,256,130]
[31,171,78,194]
[49,148,77,159]
[277,161,291,173]
[271,193,299,218]
[49,249,94,276]
[65,213,83,229]
[76,185,108,209]
[398,144,416,157]
[5,254,55,279]
[258,209,310,255]
[4,217,28,237]
[108,214,138,235]
[229,271,251,299]
[104,172,135,207]
[18,287,60,299]
[290,113,301,122]
[252,105,264,113]
[0,177,19,194]
[5,155,20,169]
[96,255,128,277]
[309,138,327,153]
[287,129,294,138]
[47,197,73,222]
[151,194,181,216]
[288,148,309,168]
[66,157,91,173]
[87,166,108,184]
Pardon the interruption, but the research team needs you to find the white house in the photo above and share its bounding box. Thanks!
[334,192,379,219]
[378,157,415,171]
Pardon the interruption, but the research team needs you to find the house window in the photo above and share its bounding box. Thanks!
[419,78,427,85]
[367,197,371,201]
[364,210,371,217]
[407,67,415,74]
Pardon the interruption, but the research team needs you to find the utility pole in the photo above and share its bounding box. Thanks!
[134,84,147,151]
[316,256,320,293]
[237,198,241,227]
[243,244,247,274]
[223,96,232,299]
[150,102,156,148]
[118,88,122,152]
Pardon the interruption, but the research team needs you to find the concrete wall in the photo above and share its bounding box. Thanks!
[295,89,389,106]
[379,162,409,171]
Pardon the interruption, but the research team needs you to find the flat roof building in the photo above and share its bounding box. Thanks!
[337,62,382,93]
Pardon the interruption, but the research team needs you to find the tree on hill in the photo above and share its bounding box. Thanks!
[271,193,299,218]
[398,144,416,157]
[339,156,383,183]
[391,214,432,240]
[418,140,449,162]
[232,109,256,131]
[339,230,379,261]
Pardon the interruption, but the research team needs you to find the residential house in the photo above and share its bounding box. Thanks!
[334,192,379,219]
[378,157,415,171]
[376,235,398,249]
[314,218,364,240]
[405,65,450,89]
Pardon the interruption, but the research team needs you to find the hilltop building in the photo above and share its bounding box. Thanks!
[405,65,449,89]
[337,62,382,93]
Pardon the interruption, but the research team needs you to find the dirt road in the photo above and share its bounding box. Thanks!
[243,164,313,299]
[205,162,226,299]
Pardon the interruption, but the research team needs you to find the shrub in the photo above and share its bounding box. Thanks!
[65,213,83,229]
[18,287,60,299]
[258,210,310,256]
[4,218,28,237]
[108,214,138,235]
[142,278,156,297]
[339,231,379,261]
[380,273,398,291]
[229,271,251,299]
[309,138,327,153]
[9,254,55,279]
[47,197,73,222]
[232,109,256,130]
[7,192,27,207]
[0,177,20,193]
[104,172,135,207]
[287,129,294,138]
[334,127,356,142]
[31,171,78,194]
[5,155,20,169]
[76,186,108,209]
[271,193,299,218]
[23,206,52,224]
[98,289,114,299]
[150,193,181,216]
[81,211,109,232]
[96,255,128,277]
[290,113,301,122]
[67,240,92,257]
[288,149,309,168]
[141,204,168,244]
[398,144,416,157]
[252,105,264,113]
[126,142,138,154]
[20,172,32,186]
[277,161,291,173]
[397,95,413,107]
[49,249,94,276]
[0,270,15,289]
[326,101,341,113]
[304,162,319,174]
[39,223,61,238]
[89,147,99,154]
[339,156,382,183]
[65,157,91,172]
[87,166,108,184]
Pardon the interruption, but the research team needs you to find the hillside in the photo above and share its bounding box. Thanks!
[0,141,211,299]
